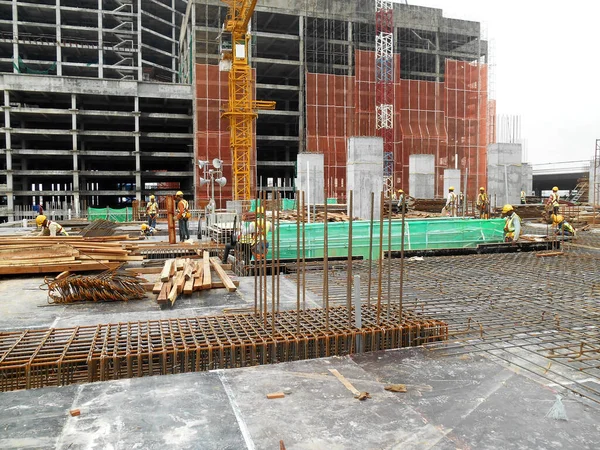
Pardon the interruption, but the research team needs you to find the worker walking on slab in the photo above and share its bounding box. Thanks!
[520,189,526,205]
[476,187,489,219]
[445,187,458,217]
[546,186,560,216]
[397,189,406,214]
[146,194,158,229]
[551,214,576,237]
[501,204,521,242]
[35,215,68,237]
[175,191,191,242]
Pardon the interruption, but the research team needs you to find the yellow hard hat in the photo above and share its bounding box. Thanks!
[552,186,558,192]
[479,187,485,191]
[398,189,404,194]
[35,215,47,227]
[552,214,564,223]
[449,186,455,191]
[149,195,155,200]
[501,204,513,214]
[176,191,184,197]
[141,224,149,230]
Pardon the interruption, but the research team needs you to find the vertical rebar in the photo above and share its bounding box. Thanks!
[276,190,281,313]
[386,195,392,319]
[271,188,276,332]
[376,191,384,325]
[324,189,329,331]
[367,192,374,306]
[253,194,258,315]
[346,190,353,325]
[399,194,406,322]
[262,190,268,326]
[296,190,301,333]
[302,190,306,311]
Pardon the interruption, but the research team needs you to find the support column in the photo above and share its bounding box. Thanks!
[298,15,305,154]
[71,94,80,216]
[56,0,62,76]
[347,21,353,77]
[4,91,14,221]
[435,29,440,83]
[98,0,103,78]
[347,137,383,220]
[171,0,176,82]
[134,96,141,202]
[12,0,18,73]
[137,0,143,81]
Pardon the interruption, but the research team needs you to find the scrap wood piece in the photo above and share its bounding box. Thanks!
[157,280,172,305]
[209,257,237,292]
[183,276,195,295]
[266,392,285,399]
[384,384,407,393]
[328,369,360,397]
[69,409,81,417]
[202,251,211,288]
[355,392,371,401]
[193,265,204,292]
[535,251,564,257]
[168,271,186,306]
[0,261,121,276]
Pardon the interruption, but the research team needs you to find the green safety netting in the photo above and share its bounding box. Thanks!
[14,57,57,75]
[282,199,296,210]
[262,218,505,260]
[88,207,132,223]
[326,198,338,204]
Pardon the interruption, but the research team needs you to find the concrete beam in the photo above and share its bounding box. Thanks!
[256,135,298,142]
[256,83,299,91]
[257,161,295,167]
[257,110,299,117]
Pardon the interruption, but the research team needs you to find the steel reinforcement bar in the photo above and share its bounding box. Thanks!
[0,306,447,392]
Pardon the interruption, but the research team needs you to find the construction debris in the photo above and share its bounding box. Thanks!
[384,384,408,393]
[44,270,146,303]
[80,219,119,237]
[69,409,81,417]
[266,392,285,399]
[355,392,371,401]
[155,254,238,307]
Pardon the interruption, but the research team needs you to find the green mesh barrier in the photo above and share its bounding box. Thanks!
[264,218,505,260]
[282,199,296,210]
[326,198,338,204]
[87,207,132,223]
[14,57,57,75]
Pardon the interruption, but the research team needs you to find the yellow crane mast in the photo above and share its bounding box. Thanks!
[221,0,275,201]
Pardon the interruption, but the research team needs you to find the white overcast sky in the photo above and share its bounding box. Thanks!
[395,0,600,164]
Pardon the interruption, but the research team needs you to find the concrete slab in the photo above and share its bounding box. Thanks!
[0,348,597,449]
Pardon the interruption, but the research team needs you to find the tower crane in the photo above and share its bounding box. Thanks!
[220,0,275,201]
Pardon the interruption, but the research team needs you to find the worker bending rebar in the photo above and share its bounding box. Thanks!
[551,214,576,237]
[35,215,68,237]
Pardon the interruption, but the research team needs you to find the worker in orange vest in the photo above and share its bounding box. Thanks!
[175,191,191,242]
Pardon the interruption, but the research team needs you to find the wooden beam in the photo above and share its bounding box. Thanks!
[0,261,121,275]
[202,251,211,289]
[209,257,237,292]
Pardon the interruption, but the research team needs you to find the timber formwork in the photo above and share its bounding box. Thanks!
[0,306,447,391]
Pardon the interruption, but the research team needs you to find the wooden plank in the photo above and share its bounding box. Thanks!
[168,272,185,306]
[183,277,194,295]
[0,261,120,275]
[266,392,285,399]
[328,369,360,396]
[140,282,155,292]
[210,279,240,289]
[77,254,143,262]
[202,251,211,289]
[209,257,237,292]
[124,267,163,275]
[157,280,172,304]
[175,258,185,271]
[152,280,163,294]
[160,259,175,282]
[193,265,204,292]
[183,261,194,280]
[0,256,78,266]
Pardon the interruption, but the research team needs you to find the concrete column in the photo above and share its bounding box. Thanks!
[56,0,62,76]
[71,94,80,216]
[443,169,461,195]
[137,0,143,81]
[296,153,324,205]
[347,137,383,220]
[298,15,305,154]
[435,30,440,83]
[4,91,14,220]
[134,96,141,202]
[409,154,435,199]
[347,21,353,77]
[98,0,103,78]
[12,0,18,72]
[171,0,176,82]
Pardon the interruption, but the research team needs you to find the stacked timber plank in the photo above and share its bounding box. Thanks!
[154,252,238,307]
[0,236,141,275]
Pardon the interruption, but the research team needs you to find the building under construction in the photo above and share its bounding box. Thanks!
[182,0,492,205]
[0,0,194,220]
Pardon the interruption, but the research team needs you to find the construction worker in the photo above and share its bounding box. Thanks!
[175,191,191,242]
[501,204,521,242]
[397,189,406,214]
[140,223,157,238]
[252,206,272,260]
[35,215,68,237]
[146,194,158,228]
[520,189,526,205]
[445,187,458,217]
[476,187,489,219]
[546,186,560,216]
[551,214,576,237]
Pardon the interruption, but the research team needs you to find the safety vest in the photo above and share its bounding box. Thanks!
[447,192,457,206]
[520,191,526,201]
[550,192,559,207]
[505,212,520,233]
[146,201,158,215]
[477,193,488,206]
[177,199,191,219]
[47,220,67,236]
[557,221,575,235]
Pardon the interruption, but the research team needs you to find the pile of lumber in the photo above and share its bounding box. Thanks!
[0,236,141,275]
[153,252,238,307]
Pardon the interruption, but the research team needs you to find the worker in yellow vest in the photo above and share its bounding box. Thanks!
[520,190,526,204]
[445,187,458,217]
[502,204,521,242]
[551,214,576,237]
[476,187,489,219]
[146,194,158,228]
[35,215,68,237]
[175,191,191,242]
